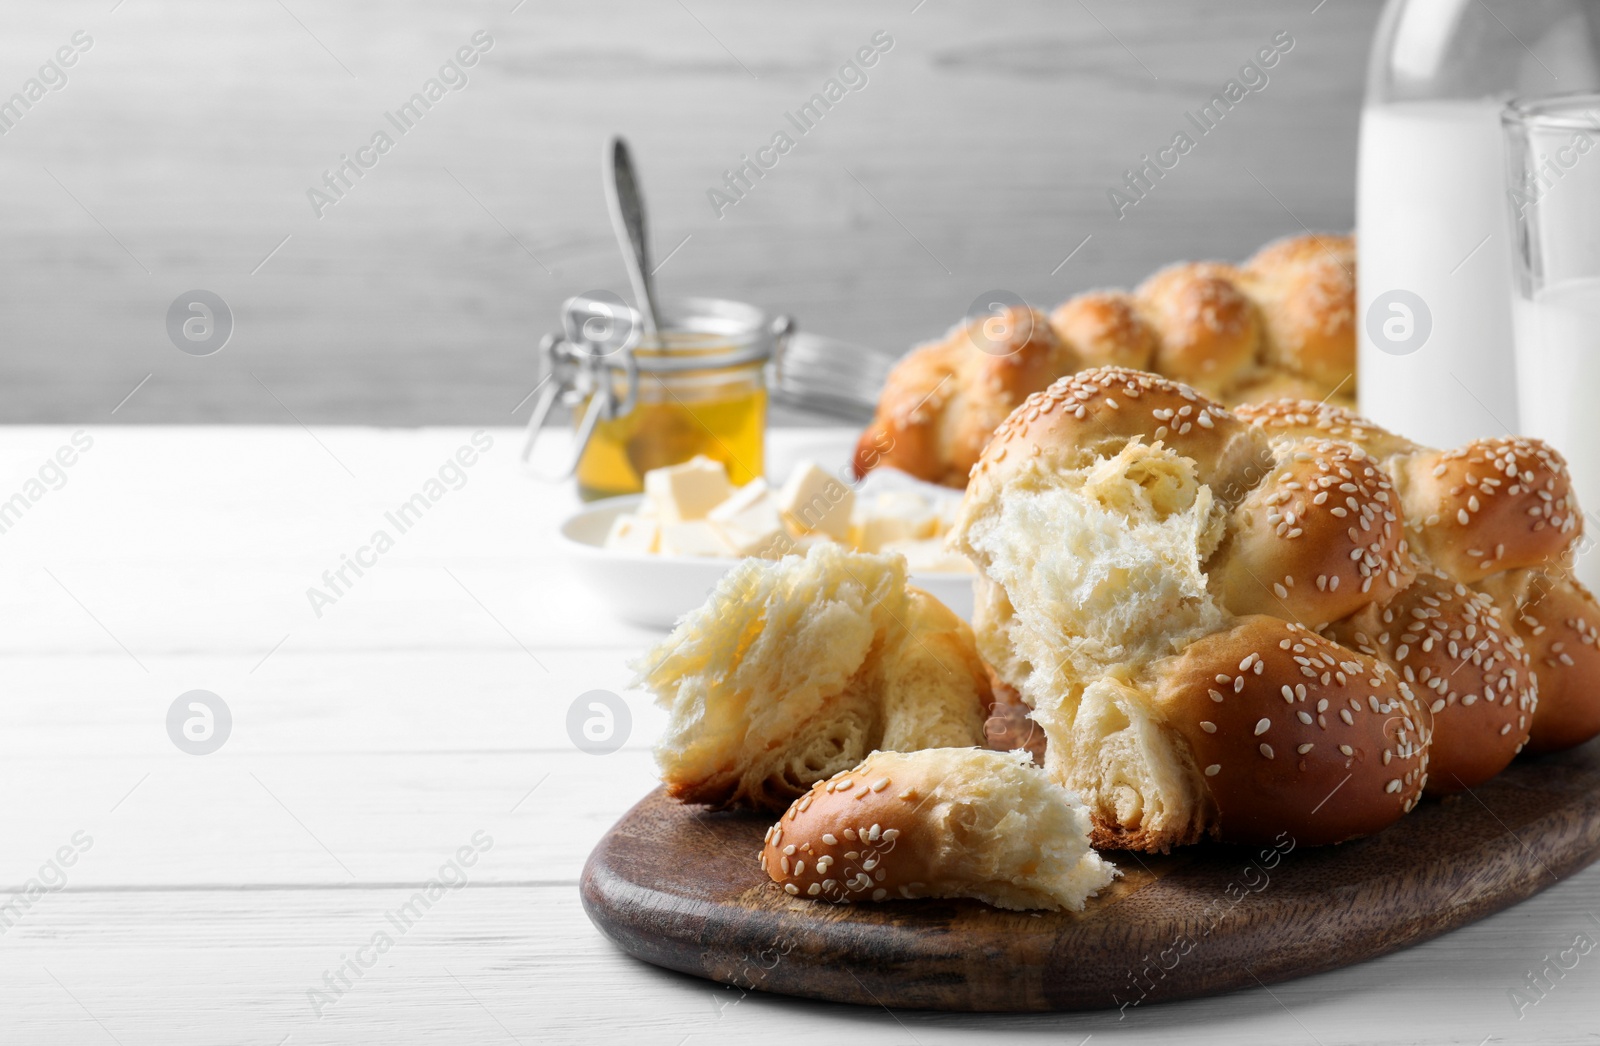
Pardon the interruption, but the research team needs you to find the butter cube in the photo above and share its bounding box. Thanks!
[854,492,939,552]
[723,522,798,559]
[874,491,935,518]
[708,478,773,526]
[881,537,974,574]
[709,479,790,558]
[644,456,732,522]
[659,520,735,557]
[604,513,659,553]
[856,514,917,553]
[715,513,792,558]
[777,462,855,541]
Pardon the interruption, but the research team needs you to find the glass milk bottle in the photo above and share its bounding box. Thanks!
[1357,0,1600,448]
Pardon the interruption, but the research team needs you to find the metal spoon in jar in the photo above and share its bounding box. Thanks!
[604,136,662,337]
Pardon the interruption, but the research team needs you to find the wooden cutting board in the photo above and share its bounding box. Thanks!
[581,742,1600,1012]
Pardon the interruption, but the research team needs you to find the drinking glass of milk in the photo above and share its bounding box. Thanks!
[1359,0,1600,449]
[1504,93,1600,591]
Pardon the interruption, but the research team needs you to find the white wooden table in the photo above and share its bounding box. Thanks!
[3,424,1597,1045]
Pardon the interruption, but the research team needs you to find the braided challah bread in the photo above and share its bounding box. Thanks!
[634,543,991,811]
[1237,398,1593,762]
[849,305,1074,488]
[854,233,1357,488]
[952,367,1598,851]
[1326,572,1535,797]
[1480,572,1600,754]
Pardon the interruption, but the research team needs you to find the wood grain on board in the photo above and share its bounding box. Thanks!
[584,744,1600,1012]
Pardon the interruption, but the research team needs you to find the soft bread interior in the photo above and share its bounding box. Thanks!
[877,589,995,752]
[955,440,1224,848]
[880,749,1116,911]
[1061,678,1211,849]
[961,440,1226,682]
[636,544,989,810]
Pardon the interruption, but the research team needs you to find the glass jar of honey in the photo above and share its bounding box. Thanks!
[524,295,788,501]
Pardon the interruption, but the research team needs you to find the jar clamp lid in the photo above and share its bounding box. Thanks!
[522,293,898,480]
[521,294,790,480]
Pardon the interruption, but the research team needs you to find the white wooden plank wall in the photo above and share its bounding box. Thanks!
[0,0,1382,423]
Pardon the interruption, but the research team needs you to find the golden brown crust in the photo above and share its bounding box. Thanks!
[759,748,1113,910]
[1244,232,1354,277]
[1136,262,1260,395]
[969,367,1268,497]
[857,233,1357,488]
[1209,439,1414,625]
[946,369,1600,852]
[1234,398,1418,461]
[1224,373,1356,413]
[852,336,965,488]
[1327,572,1534,795]
[1157,616,1428,846]
[1049,292,1157,371]
[1394,438,1581,583]
[1241,233,1357,390]
[852,309,1073,488]
[762,760,935,904]
[1088,818,1204,854]
[1479,571,1600,754]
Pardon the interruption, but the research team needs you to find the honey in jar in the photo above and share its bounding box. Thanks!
[575,359,767,499]
[545,297,780,501]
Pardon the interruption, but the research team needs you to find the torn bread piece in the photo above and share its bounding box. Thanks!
[761,748,1116,911]
[635,544,990,811]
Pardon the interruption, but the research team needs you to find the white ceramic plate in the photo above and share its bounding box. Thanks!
[559,494,977,630]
